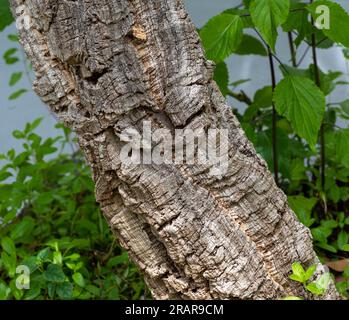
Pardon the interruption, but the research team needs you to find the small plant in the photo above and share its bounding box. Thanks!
[287,262,331,298]
[0,120,145,300]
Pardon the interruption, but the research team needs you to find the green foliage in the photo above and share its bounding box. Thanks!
[273,75,326,147]
[0,0,13,31]
[198,0,349,298]
[307,0,349,48]
[289,262,331,297]
[249,0,290,51]
[0,121,145,300]
[200,13,243,63]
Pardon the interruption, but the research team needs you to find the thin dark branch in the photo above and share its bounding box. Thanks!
[310,0,326,197]
[227,90,252,105]
[268,46,279,186]
[253,28,290,75]
[297,46,311,67]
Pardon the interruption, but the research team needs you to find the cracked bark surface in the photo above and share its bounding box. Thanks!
[10,0,341,300]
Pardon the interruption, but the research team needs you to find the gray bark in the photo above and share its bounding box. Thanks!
[10,0,340,300]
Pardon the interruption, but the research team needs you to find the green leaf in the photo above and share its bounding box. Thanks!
[1,252,16,277]
[289,274,304,283]
[304,265,317,282]
[340,99,349,117]
[230,78,251,88]
[85,285,100,296]
[12,130,25,139]
[56,281,73,299]
[213,62,229,96]
[222,8,253,28]
[0,283,10,300]
[10,217,35,240]
[7,34,19,42]
[235,34,267,56]
[273,76,326,147]
[0,0,14,31]
[0,171,12,182]
[290,262,306,283]
[282,2,312,46]
[288,196,317,227]
[307,1,349,48]
[72,272,85,288]
[306,282,325,295]
[9,89,27,100]
[107,252,129,268]
[9,72,22,86]
[252,86,273,109]
[200,13,243,63]
[316,273,331,292]
[47,283,56,299]
[292,262,305,277]
[3,48,18,65]
[250,0,290,51]
[24,117,43,134]
[44,264,65,283]
[337,231,349,251]
[315,242,337,253]
[340,244,349,252]
[1,237,16,256]
[328,129,349,169]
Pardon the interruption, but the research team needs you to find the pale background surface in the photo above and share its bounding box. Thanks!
[1,0,348,155]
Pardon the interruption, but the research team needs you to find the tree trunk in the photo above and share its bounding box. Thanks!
[10,0,340,300]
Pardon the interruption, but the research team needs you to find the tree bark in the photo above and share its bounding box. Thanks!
[10,0,340,300]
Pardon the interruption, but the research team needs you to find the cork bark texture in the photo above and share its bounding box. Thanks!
[10,0,341,300]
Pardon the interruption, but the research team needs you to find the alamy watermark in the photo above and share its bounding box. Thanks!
[13,4,332,31]
[15,265,30,290]
[119,121,229,177]
[15,5,32,31]
[314,5,331,30]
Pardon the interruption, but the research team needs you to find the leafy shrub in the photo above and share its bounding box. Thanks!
[199,0,349,297]
[0,120,145,300]
[1,0,349,300]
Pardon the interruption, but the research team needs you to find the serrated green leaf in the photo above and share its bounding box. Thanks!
[200,13,243,63]
[250,0,290,51]
[44,264,65,283]
[288,196,317,227]
[273,76,326,147]
[235,34,267,56]
[307,0,349,48]
[282,2,312,46]
[56,281,73,299]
